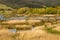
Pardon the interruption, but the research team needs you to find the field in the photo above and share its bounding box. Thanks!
[0,15,60,40]
[0,4,60,40]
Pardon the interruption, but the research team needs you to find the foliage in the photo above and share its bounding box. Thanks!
[46,7,57,14]
[1,6,60,17]
[45,26,60,35]
[14,6,60,15]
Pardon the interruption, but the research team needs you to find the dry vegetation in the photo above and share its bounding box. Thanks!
[0,18,60,40]
[18,30,60,40]
[0,29,16,40]
[0,5,60,40]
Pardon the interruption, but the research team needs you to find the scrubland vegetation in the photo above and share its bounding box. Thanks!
[0,6,60,17]
[0,18,60,40]
[16,6,60,14]
[0,4,60,40]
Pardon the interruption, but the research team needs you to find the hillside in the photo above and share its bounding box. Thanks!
[0,0,60,8]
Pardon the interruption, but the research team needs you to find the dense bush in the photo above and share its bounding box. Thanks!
[1,6,60,17]
[14,6,60,15]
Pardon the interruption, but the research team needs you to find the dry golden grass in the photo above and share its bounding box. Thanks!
[32,25,45,30]
[0,24,60,40]
[17,29,60,40]
[0,18,60,40]
[52,24,60,31]
[27,20,41,25]
[2,20,27,24]
[0,29,16,40]
[15,25,32,30]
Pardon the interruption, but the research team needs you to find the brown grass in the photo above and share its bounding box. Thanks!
[17,30,60,40]
[2,20,27,24]
[0,29,16,40]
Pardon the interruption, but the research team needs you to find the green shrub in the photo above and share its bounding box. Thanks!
[1,6,60,17]
[45,26,60,35]
[15,6,60,15]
